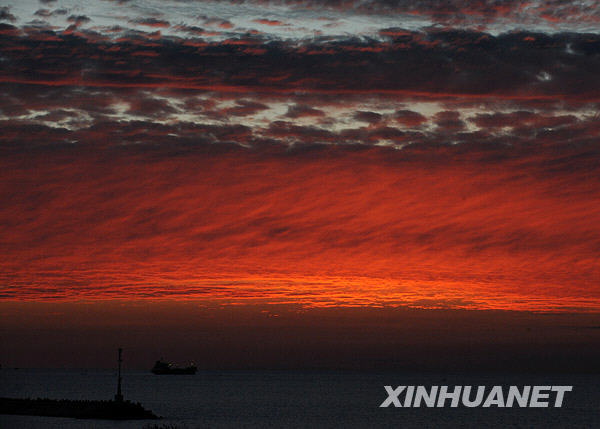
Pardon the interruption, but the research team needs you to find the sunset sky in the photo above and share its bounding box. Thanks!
[1,1,599,369]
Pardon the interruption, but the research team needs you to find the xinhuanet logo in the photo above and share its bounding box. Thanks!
[379,385,573,408]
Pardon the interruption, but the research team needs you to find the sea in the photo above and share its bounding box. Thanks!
[1,369,599,428]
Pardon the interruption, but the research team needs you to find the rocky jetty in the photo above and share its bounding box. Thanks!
[0,397,160,420]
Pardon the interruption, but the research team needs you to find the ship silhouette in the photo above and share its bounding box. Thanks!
[151,359,197,375]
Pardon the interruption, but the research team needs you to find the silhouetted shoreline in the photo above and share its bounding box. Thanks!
[0,397,160,420]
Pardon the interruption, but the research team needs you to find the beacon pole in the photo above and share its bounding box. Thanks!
[115,347,123,402]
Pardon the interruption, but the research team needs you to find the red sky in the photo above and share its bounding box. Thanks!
[1,144,599,312]
[1,0,600,369]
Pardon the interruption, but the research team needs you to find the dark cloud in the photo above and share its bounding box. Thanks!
[32,109,87,125]
[67,15,91,26]
[3,84,600,153]
[199,16,234,29]
[395,110,427,127]
[0,23,19,36]
[285,104,326,119]
[265,121,336,144]
[353,111,382,124]
[34,9,52,18]
[173,25,208,36]
[434,111,465,131]
[223,100,269,117]
[33,8,67,18]
[126,95,178,118]
[470,111,579,129]
[233,0,600,28]
[130,18,170,28]
[0,16,598,153]
[0,117,257,149]
[1,29,598,103]
[0,7,16,22]
[252,19,285,26]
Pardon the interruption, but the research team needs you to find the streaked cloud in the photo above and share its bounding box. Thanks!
[0,0,599,312]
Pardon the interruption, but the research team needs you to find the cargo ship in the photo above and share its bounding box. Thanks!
[151,359,197,375]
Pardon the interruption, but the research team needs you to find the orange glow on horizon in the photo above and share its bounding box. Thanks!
[1,145,598,312]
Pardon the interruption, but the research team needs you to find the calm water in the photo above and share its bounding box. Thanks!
[1,369,599,428]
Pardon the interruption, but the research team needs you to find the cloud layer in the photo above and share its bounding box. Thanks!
[1,143,599,311]
[1,1,599,311]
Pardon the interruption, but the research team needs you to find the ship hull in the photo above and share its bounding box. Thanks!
[151,367,197,375]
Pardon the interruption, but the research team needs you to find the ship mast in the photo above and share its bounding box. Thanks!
[115,347,123,402]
